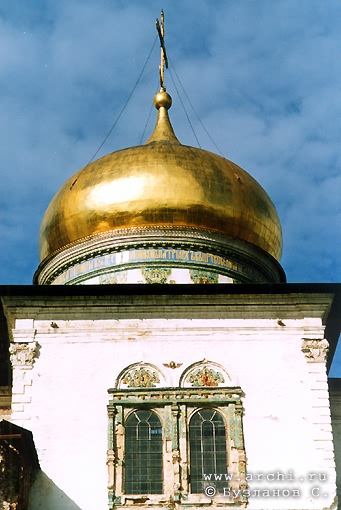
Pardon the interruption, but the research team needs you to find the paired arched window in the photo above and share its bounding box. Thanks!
[110,361,245,503]
[124,410,163,494]
[124,408,227,495]
[189,409,227,493]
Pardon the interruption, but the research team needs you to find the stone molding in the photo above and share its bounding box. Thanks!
[107,387,244,405]
[301,338,329,363]
[9,342,39,368]
[34,225,285,285]
[12,329,36,343]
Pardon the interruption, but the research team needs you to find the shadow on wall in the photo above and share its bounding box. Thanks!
[29,471,83,510]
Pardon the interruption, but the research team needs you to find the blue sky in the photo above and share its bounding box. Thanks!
[0,2,340,367]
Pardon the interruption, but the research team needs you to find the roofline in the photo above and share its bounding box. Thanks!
[1,282,341,297]
[1,283,340,373]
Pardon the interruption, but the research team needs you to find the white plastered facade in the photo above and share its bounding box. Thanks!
[3,291,338,510]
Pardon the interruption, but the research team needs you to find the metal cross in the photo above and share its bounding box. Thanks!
[156,10,168,89]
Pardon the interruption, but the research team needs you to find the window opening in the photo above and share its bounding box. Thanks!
[189,409,227,493]
[125,410,163,494]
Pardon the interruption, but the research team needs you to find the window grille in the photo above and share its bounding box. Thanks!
[125,410,163,494]
[189,409,227,493]
[108,386,246,508]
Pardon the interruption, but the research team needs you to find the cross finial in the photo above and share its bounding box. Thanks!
[156,10,168,90]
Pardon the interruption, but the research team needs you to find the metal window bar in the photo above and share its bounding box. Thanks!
[125,410,163,494]
[189,409,227,494]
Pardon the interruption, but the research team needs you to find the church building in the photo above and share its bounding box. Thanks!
[0,12,340,510]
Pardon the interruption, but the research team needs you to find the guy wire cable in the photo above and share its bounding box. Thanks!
[86,34,158,167]
[169,58,224,156]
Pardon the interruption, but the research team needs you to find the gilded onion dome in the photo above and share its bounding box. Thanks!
[39,89,283,259]
[34,10,285,285]
[34,88,285,285]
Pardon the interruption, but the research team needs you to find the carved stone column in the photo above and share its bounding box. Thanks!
[9,342,40,423]
[170,404,181,500]
[107,407,116,508]
[235,404,248,501]
[114,406,124,504]
[302,337,336,498]
[178,404,188,495]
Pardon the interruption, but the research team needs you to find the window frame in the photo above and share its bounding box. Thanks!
[107,387,247,509]
[124,409,163,495]
[188,408,228,494]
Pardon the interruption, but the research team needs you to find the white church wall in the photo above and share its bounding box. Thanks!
[329,381,341,507]
[8,315,337,510]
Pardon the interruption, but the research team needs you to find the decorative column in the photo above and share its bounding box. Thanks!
[301,338,337,501]
[178,404,189,497]
[9,342,39,424]
[107,406,116,508]
[170,404,181,502]
[235,403,248,499]
[163,405,174,497]
[107,405,124,508]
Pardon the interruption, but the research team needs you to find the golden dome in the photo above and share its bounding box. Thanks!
[39,90,282,263]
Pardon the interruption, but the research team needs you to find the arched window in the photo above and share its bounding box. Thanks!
[108,387,246,507]
[189,409,227,493]
[125,410,163,494]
